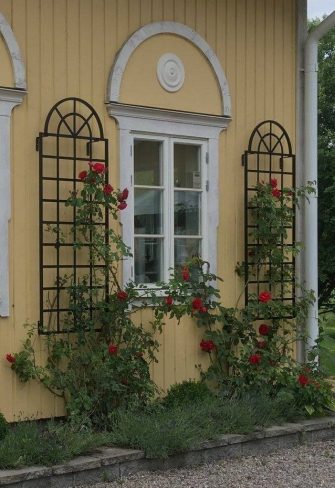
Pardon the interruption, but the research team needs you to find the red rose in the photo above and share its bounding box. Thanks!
[259,323,270,336]
[192,297,203,310]
[200,339,215,352]
[272,188,281,198]
[257,340,267,349]
[89,162,106,174]
[165,296,173,306]
[78,170,88,181]
[118,188,129,201]
[103,183,113,195]
[118,201,127,210]
[200,306,208,313]
[117,290,128,301]
[258,291,272,303]
[5,353,15,364]
[249,354,261,365]
[108,344,118,355]
[182,266,190,281]
[270,178,278,188]
[298,374,309,386]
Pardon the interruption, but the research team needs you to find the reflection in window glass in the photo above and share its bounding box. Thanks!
[174,238,201,267]
[134,237,163,283]
[134,189,162,234]
[134,140,162,186]
[174,144,201,188]
[174,191,201,235]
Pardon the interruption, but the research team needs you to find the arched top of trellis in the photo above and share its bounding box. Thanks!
[247,120,293,156]
[43,97,104,139]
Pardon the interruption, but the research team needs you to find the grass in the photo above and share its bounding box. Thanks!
[319,313,335,376]
[108,391,303,459]
[0,421,113,469]
[0,387,309,467]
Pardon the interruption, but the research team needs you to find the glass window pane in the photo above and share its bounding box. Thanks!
[134,140,162,186]
[174,238,201,267]
[174,191,201,235]
[174,144,201,188]
[135,237,163,284]
[134,189,162,234]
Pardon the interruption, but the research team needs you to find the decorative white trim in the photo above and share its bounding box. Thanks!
[157,53,185,92]
[107,102,231,135]
[0,87,26,317]
[0,14,26,89]
[108,102,228,286]
[106,21,231,117]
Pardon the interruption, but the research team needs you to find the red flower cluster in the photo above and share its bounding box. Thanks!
[192,297,203,310]
[258,291,272,303]
[259,323,270,336]
[192,297,207,313]
[298,374,309,386]
[270,178,278,188]
[5,353,15,364]
[249,354,261,365]
[165,296,173,306]
[108,344,118,355]
[103,183,113,195]
[89,162,106,174]
[272,188,281,198]
[200,339,215,352]
[116,290,128,301]
[117,188,129,210]
[182,266,190,281]
[78,170,88,181]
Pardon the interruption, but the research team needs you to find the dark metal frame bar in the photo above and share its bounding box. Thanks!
[37,97,109,334]
[242,120,296,319]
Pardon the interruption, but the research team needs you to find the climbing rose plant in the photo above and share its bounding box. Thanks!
[6,170,334,421]
[150,179,334,415]
[7,162,164,427]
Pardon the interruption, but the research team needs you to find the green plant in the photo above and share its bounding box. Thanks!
[151,180,334,414]
[0,413,8,441]
[8,162,163,427]
[108,391,304,459]
[162,380,215,409]
[0,421,113,469]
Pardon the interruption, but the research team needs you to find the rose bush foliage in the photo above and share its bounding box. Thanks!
[6,168,333,422]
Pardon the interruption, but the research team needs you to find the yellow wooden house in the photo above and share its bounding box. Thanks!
[0,0,308,421]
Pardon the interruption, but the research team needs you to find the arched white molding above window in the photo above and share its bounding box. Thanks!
[0,13,26,89]
[106,21,231,117]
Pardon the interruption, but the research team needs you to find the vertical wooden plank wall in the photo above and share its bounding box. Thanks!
[0,0,297,420]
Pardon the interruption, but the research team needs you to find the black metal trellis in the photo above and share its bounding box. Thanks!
[242,120,296,317]
[37,97,109,334]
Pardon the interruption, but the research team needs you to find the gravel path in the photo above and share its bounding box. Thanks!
[80,439,335,488]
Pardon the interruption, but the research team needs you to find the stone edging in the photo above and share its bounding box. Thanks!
[1,416,335,487]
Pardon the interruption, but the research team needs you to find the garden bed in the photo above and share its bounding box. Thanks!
[0,416,334,488]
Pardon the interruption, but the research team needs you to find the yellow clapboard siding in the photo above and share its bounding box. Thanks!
[0,0,298,420]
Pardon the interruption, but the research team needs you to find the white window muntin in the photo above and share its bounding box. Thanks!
[131,133,208,285]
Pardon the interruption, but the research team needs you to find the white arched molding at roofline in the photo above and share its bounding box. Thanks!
[106,21,231,117]
[0,13,27,317]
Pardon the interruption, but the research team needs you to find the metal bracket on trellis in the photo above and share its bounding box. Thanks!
[37,97,109,334]
[242,120,296,319]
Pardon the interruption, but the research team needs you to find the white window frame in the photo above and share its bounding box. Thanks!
[132,134,208,284]
[107,102,230,287]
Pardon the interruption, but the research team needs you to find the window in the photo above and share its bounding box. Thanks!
[107,102,230,287]
[133,136,207,284]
